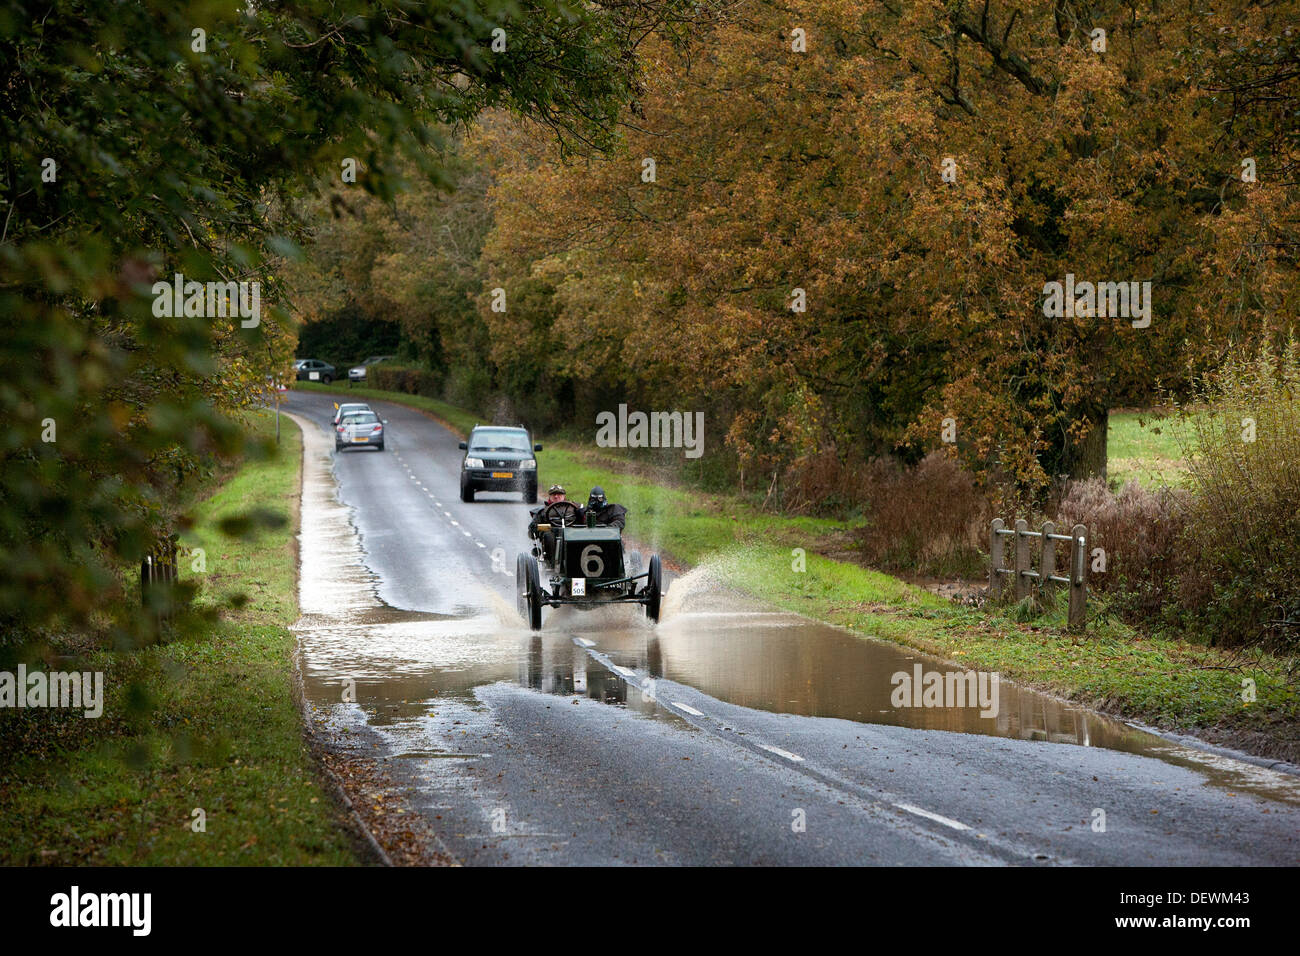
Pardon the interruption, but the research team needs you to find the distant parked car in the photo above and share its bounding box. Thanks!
[348,355,393,385]
[295,359,336,384]
[335,410,386,451]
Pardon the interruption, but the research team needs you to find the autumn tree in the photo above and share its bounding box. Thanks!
[478,0,1298,498]
[1,0,703,651]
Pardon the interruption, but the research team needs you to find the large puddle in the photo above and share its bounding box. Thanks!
[288,413,1300,806]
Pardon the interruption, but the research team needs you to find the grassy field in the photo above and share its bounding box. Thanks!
[1107,409,1192,487]
[0,412,358,865]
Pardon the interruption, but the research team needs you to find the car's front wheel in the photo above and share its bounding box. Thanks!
[460,478,475,502]
[644,554,663,623]
[516,553,543,630]
[321,374,333,384]
[524,481,537,504]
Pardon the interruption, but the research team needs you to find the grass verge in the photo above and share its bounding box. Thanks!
[287,384,1298,758]
[0,412,358,865]
[1107,409,1191,488]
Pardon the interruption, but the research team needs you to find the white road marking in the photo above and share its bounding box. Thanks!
[573,638,596,648]
[450,520,459,526]
[475,541,486,548]
[670,701,705,717]
[462,530,472,538]
[894,803,972,831]
[612,665,637,678]
[443,511,452,517]
[757,744,805,763]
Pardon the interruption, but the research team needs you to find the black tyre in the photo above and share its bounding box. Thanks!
[516,553,543,630]
[460,479,475,502]
[376,441,385,451]
[645,554,662,623]
[321,374,333,384]
[524,482,538,504]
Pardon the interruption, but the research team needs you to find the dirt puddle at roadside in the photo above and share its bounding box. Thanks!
[287,412,1300,806]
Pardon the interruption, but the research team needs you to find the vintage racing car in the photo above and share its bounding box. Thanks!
[516,499,662,630]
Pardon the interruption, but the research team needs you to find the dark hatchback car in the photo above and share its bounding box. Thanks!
[459,425,541,503]
[294,358,336,384]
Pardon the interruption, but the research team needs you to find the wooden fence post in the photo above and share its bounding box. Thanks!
[1014,518,1031,601]
[1039,520,1056,605]
[1068,523,1088,631]
[989,518,1005,598]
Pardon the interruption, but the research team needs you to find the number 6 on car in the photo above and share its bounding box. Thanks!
[515,515,661,631]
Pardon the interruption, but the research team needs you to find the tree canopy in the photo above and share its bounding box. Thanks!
[1,0,702,649]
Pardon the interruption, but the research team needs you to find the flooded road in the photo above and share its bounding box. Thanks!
[285,393,1300,865]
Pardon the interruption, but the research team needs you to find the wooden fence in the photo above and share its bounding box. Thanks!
[990,519,1088,630]
[141,533,179,619]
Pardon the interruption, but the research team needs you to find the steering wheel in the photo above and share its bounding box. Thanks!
[540,500,582,528]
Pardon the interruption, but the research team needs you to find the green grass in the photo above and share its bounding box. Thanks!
[1108,409,1192,488]
[287,383,1297,743]
[0,412,358,865]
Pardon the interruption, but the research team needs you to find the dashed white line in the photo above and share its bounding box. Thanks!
[573,638,596,648]
[894,803,972,831]
[757,744,805,763]
[612,665,637,678]
[669,701,705,717]
[462,530,472,538]
[475,541,486,548]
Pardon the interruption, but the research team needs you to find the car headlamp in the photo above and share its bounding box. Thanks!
[464,457,485,468]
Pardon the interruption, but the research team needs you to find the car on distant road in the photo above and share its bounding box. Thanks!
[348,355,393,385]
[459,425,541,502]
[295,359,336,384]
[332,402,372,426]
[336,410,386,451]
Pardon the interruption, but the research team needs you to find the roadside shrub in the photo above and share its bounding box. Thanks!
[1055,478,1190,623]
[1176,344,1300,651]
[443,364,492,411]
[370,364,443,398]
[850,452,989,578]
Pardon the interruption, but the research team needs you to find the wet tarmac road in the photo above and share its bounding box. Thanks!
[283,391,1300,865]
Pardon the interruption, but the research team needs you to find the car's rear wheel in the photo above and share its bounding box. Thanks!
[516,553,543,630]
[376,441,385,451]
[645,554,662,623]
[321,374,333,384]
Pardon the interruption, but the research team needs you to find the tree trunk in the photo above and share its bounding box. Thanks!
[1059,407,1109,481]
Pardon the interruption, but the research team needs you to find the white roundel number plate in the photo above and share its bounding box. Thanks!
[580,544,605,577]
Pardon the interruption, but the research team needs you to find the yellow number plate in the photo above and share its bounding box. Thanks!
[491,471,513,478]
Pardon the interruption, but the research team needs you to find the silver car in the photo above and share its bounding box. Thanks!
[332,402,372,426]
[348,355,392,383]
[335,411,386,451]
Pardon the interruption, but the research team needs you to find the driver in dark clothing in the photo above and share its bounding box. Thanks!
[528,484,580,564]
[578,486,627,531]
